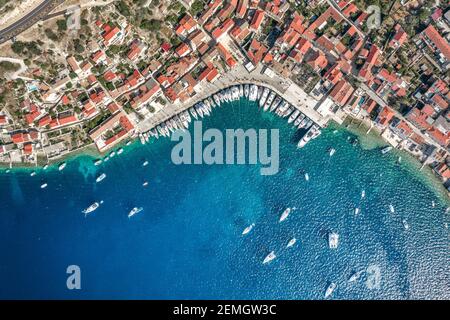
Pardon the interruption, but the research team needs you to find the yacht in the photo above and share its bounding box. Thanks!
[294,113,305,127]
[381,146,392,154]
[40,183,48,189]
[354,207,360,215]
[283,106,294,118]
[298,117,308,128]
[348,270,364,283]
[242,223,255,235]
[257,86,263,100]
[389,204,395,213]
[329,148,336,157]
[58,163,66,171]
[117,148,124,155]
[270,96,282,112]
[43,164,49,170]
[263,92,275,111]
[259,88,270,108]
[244,84,250,98]
[286,238,297,248]
[128,207,143,218]
[297,126,321,148]
[109,151,116,158]
[262,251,276,264]
[207,97,215,109]
[96,173,106,183]
[361,190,366,199]
[249,85,258,101]
[94,159,102,166]
[279,207,291,222]
[232,86,240,100]
[432,200,435,208]
[142,160,149,167]
[142,181,149,187]
[190,107,198,120]
[402,219,409,230]
[329,232,339,249]
[304,172,309,181]
[195,104,204,118]
[288,110,300,123]
[82,201,101,216]
[213,94,221,107]
[324,283,337,298]
[239,84,244,97]
[30,171,36,177]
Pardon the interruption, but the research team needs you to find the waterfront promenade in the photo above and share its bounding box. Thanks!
[136,65,331,133]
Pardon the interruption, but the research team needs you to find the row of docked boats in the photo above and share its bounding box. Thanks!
[137,84,321,146]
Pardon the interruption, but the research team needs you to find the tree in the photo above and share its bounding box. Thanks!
[56,19,67,32]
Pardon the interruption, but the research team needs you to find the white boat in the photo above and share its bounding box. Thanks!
[213,94,221,106]
[329,148,336,157]
[294,113,305,126]
[348,270,364,283]
[329,232,339,249]
[432,200,435,208]
[58,163,66,171]
[304,173,309,181]
[361,190,365,199]
[324,283,337,298]
[389,204,395,213]
[190,107,198,120]
[30,171,36,177]
[82,202,101,216]
[257,86,263,100]
[43,164,49,170]
[286,238,297,248]
[262,251,276,264]
[259,88,270,108]
[284,106,294,118]
[142,181,148,187]
[288,110,300,123]
[354,207,360,215]
[244,84,249,98]
[40,183,48,189]
[381,146,392,154]
[279,208,291,222]
[242,223,255,235]
[128,207,143,218]
[263,92,275,111]
[94,159,102,166]
[402,219,409,230]
[239,84,244,97]
[96,173,106,183]
[109,151,116,158]
[249,85,258,101]
[142,160,149,167]
[270,96,282,112]
[297,126,321,148]
[117,148,124,155]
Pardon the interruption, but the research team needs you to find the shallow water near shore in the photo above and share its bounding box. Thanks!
[0,99,449,299]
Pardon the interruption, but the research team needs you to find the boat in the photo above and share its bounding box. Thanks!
[432,200,435,207]
[270,96,282,112]
[389,204,395,213]
[381,146,392,154]
[397,156,402,164]
[348,270,364,283]
[40,183,48,189]
[190,107,198,120]
[96,173,106,183]
[82,202,100,216]
[354,207,360,215]
[324,283,337,298]
[128,207,143,218]
[142,160,149,167]
[213,94,221,106]
[43,164,49,170]
[297,126,321,148]
[249,85,258,101]
[30,171,36,177]
[402,219,409,230]
[239,84,244,97]
[257,86,263,100]
[329,148,336,157]
[329,232,339,249]
[361,190,365,199]
[5,169,10,173]
[283,106,294,118]
[304,173,309,181]
[262,251,276,264]
[279,208,291,222]
[288,110,300,123]
[259,88,270,107]
[242,223,255,235]
[58,163,66,171]
[117,148,124,155]
[263,92,275,111]
[142,181,148,187]
[109,151,116,158]
[244,84,249,98]
[286,238,297,248]
[294,113,305,126]
[94,159,102,166]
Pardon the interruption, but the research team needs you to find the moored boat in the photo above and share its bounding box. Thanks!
[128,207,143,218]
[242,223,255,235]
[262,251,276,264]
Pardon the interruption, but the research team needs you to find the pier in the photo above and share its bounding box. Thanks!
[136,64,329,134]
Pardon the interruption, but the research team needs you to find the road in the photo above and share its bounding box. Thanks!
[0,0,65,45]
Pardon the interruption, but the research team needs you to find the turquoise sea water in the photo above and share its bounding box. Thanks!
[0,99,449,299]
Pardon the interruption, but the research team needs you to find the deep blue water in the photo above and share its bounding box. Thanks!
[0,99,449,299]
